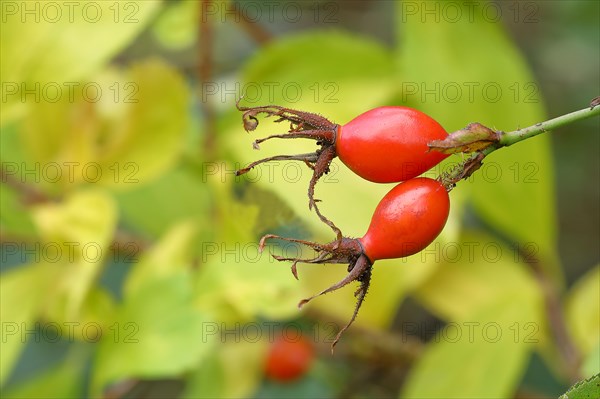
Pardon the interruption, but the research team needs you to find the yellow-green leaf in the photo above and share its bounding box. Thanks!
[31,189,117,319]
[31,189,116,246]
[124,221,197,297]
[152,1,198,49]
[227,30,396,238]
[565,266,600,356]
[414,231,543,323]
[183,340,268,399]
[0,263,58,386]
[1,350,85,398]
[92,271,213,395]
[401,300,540,399]
[1,1,162,125]
[395,1,558,275]
[18,59,190,192]
[195,181,304,321]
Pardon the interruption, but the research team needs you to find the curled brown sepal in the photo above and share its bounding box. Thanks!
[259,234,373,352]
[590,96,600,110]
[235,101,342,240]
[236,98,336,133]
[428,122,500,154]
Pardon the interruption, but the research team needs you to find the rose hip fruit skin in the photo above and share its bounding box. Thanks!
[264,336,314,382]
[359,177,450,262]
[336,106,449,183]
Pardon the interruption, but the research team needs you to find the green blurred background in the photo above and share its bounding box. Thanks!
[1,1,598,398]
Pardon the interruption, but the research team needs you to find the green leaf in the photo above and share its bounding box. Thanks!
[0,263,58,386]
[124,221,197,297]
[115,166,212,244]
[183,340,268,399]
[92,271,213,395]
[582,343,600,379]
[240,30,396,115]
[93,222,214,393]
[401,300,539,399]
[195,182,303,321]
[565,266,600,356]
[559,373,600,399]
[403,231,545,398]
[0,184,36,237]
[152,1,198,49]
[395,1,558,274]
[0,125,39,237]
[0,1,162,125]
[1,350,85,398]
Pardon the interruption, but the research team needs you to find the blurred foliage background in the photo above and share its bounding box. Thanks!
[0,1,598,398]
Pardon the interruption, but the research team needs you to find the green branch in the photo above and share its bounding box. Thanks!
[434,103,600,188]
[499,105,600,147]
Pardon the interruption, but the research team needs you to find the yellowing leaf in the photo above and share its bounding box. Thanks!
[403,230,546,398]
[94,217,212,393]
[1,1,162,125]
[18,59,189,192]
[414,231,543,323]
[98,60,190,187]
[31,189,117,319]
[32,190,116,247]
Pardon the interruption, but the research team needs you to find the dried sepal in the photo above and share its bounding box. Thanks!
[428,122,499,154]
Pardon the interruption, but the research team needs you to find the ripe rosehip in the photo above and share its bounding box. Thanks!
[237,104,449,236]
[259,177,450,349]
[336,107,449,183]
[264,335,314,382]
[359,177,450,261]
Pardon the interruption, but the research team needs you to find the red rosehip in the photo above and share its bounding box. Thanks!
[237,104,449,236]
[259,177,450,349]
[359,177,450,261]
[336,107,449,183]
[264,335,314,382]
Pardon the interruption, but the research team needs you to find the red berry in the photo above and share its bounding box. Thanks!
[359,177,450,261]
[238,104,453,349]
[237,103,449,237]
[337,107,449,183]
[259,177,450,349]
[264,335,314,382]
